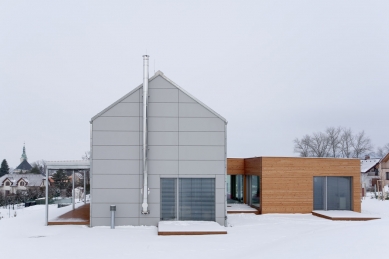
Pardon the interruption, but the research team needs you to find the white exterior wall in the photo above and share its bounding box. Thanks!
[91,75,226,226]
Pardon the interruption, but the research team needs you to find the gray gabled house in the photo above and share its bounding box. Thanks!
[90,56,227,227]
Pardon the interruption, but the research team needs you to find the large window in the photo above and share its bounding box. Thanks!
[313,176,352,211]
[251,176,260,207]
[160,178,215,221]
[160,179,177,220]
[227,175,243,204]
[179,178,215,221]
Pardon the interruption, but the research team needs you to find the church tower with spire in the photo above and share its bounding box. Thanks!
[20,143,28,163]
[14,143,32,173]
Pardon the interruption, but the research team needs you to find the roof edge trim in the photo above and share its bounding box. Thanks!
[159,73,228,124]
[90,72,161,122]
[90,72,228,124]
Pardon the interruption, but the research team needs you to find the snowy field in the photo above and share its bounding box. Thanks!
[1,197,388,259]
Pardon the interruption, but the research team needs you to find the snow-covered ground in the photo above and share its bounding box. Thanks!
[1,197,388,259]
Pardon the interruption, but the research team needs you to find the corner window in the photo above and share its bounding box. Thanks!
[251,176,260,208]
[313,176,352,210]
[227,175,244,204]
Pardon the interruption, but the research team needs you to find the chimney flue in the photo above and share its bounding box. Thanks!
[141,55,150,214]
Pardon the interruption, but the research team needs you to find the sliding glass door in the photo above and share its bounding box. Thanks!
[227,175,243,204]
[160,178,215,221]
[246,175,260,208]
[313,176,352,210]
[160,178,177,220]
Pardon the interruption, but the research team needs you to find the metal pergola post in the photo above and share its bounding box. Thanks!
[72,170,75,210]
[45,165,48,226]
[44,160,90,226]
[84,171,86,205]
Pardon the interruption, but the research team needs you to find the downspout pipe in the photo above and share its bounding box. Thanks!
[141,55,150,214]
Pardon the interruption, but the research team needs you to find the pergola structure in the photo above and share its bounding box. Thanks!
[44,160,90,226]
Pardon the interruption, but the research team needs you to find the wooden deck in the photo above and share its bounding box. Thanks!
[158,221,227,236]
[48,203,90,226]
[312,210,380,221]
[227,204,259,214]
[158,231,227,236]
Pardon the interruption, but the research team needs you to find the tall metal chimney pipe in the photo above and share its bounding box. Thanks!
[141,55,150,214]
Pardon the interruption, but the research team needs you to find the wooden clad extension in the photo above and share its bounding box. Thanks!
[227,157,361,214]
[227,158,245,175]
[261,157,360,214]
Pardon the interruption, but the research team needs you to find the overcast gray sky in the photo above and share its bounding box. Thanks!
[1,0,388,167]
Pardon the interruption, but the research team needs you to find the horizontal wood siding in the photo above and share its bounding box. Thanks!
[244,157,262,176]
[261,157,361,214]
[227,158,245,175]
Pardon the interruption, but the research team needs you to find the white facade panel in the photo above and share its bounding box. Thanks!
[93,188,139,203]
[93,175,140,189]
[139,218,160,226]
[215,188,225,203]
[215,203,225,218]
[93,131,140,146]
[148,117,178,131]
[179,161,224,175]
[215,175,225,189]
[147,189,160,204]
[92,160,140,175]
[100,103,139,117]
[149,75,175,89]
[148,161,178,175]
[179,90,195,103]
[149,132,178,146]
[148,103,178,117]
[179,146,225,161]
[149,89,178,102]
[92,217,140,226]
[148,175,161,188]
[91,73,226,227]
[93,117,140,131]
[93,146,140,160]
[122,89,140,103]
[179,118,224,131]
[92,203,140,218]
[138,203,160,218]
[179,103,216,118]
[179,132,224,146]
[148,146,178,160]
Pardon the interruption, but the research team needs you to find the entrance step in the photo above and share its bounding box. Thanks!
[312,210,380,221]
[158,221,227,235]
[227,204,259,214]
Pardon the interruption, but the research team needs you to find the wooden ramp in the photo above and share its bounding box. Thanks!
[227,204,259,214]
[158,221,227,235]
[48,204,90,226]
[312,210,380,221]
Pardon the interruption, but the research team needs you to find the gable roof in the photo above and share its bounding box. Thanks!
[360,159,380,173]
[380,152,389,163]
[90,71,227,123]
[15,160,32,171]
[0,174,45,187]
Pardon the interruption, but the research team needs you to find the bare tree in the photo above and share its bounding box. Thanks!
[352,131,372,158]
[376,143,389,158]
[31,160,45,174]
[340,128,354,158]
[294,127,375,159]
[294,135,311,157]
[326,127,342,157]
[309,132,330,157]
[82,151,90,160]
